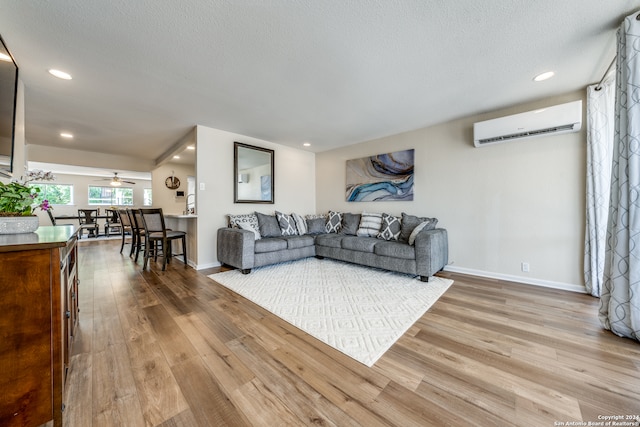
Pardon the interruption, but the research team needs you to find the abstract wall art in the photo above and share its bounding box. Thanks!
[346,149,414,202]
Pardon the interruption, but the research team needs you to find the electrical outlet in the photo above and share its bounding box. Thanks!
[199,182,205,190]
[521,262,530,273]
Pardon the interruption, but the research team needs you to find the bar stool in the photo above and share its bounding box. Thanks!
[139,208,187,271]
[130,209,146,262]
[116,209,134,255]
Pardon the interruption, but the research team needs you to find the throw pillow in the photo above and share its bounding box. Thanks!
[325,211,342,233]
[306,217,327,234]
[357,212,383,237]
[276,211,298,236]
[400,212,438,242]
[255,212,282,237]
[238,222,261,240]
[340,213,361,235]
[377,213,402,241]
[408,220,431,245]
[228,213,259,229]
[292,212,307,235]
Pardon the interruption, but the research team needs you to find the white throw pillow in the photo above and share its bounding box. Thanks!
[238,221,261,240]
[408,221,430,245]
[357,212,383,237]
[292,213,307,235]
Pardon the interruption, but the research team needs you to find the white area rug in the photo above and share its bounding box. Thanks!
[208,258,453,366]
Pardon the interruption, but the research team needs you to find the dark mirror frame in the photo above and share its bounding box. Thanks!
[234,142,275,204]
[0,35,18,176]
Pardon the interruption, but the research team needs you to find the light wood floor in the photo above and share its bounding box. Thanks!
[64,239,640,427]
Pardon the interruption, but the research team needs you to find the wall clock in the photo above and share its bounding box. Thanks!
[165,176,180,189]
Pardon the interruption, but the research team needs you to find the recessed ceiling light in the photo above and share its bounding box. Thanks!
[48,69,72,80]
[173,155,180,159]
[60,132,73,139]
[303,142,311,147]
[187,145,195,150]
[533,71,554,82]
[0,53,11,62]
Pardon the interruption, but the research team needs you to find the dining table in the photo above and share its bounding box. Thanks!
[54,214,114,237]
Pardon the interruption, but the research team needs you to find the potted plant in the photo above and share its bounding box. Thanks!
[0,170,55,234]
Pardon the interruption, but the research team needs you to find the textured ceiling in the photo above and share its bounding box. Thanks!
[0,0,637,166]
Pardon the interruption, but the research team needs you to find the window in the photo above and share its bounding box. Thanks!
[31,183,73,205]
[143,188,152,206]
[88,186,133,206]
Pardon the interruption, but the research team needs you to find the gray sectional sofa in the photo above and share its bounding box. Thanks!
[217,211,448,281]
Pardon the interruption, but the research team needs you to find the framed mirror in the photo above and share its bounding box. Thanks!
[234,142,274,203]
[0,35,18,175]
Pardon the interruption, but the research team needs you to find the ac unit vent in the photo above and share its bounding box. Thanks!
[476,124,577,145]
[473,100,582,147]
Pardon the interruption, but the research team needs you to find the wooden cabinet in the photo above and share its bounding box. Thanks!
[0,226,78,427]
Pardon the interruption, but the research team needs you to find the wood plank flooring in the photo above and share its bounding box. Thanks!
[63,239,640,426]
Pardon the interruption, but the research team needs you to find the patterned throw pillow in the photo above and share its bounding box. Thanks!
[228,213,259,229]
[357,212,383,237]
[291,213,307,235]
[377,213,401,241]
[276,211,298,236]
[325,211,342,233]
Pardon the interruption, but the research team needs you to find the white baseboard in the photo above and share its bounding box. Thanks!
[195,261,222,270]
[443,265,586,294]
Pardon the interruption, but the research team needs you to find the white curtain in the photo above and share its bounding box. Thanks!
[599,11,640,341]
[585,75,615,297]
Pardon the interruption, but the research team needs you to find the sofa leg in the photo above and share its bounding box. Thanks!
[420,276,429,282]
[241,268,251,274]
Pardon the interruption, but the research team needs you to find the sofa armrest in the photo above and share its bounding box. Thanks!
[414,228,448,278]
[217,227,256,271]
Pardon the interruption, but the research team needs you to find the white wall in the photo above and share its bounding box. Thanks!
[151,162,196,215]
[196,125,316,268]
[316,91,586,291]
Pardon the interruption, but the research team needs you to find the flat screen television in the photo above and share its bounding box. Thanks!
[0,35,18,176]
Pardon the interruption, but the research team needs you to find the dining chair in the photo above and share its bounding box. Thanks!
[116,209,134,255]
[47,209,56,225]
[130,209,146,262]
[77,209,100,238]
[139,208,187,271]
[104,209,122,236]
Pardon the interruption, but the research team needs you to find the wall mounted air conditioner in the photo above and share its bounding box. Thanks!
[473,100,582,147]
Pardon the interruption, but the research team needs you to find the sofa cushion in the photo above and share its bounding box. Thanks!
[400,212,437,242]
[315,233,342,248]
[377,213,401,241]
[282,235,315,249]
[341,236,378,253]
[306,217,327,234]
[254,238,288,253]
[341,213,361,236]
[357,212,383,237]
[256,212,282,237]
[374,240,416,260]
[276,211,298,236]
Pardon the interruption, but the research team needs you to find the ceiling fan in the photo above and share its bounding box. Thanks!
[95,172,136,186]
